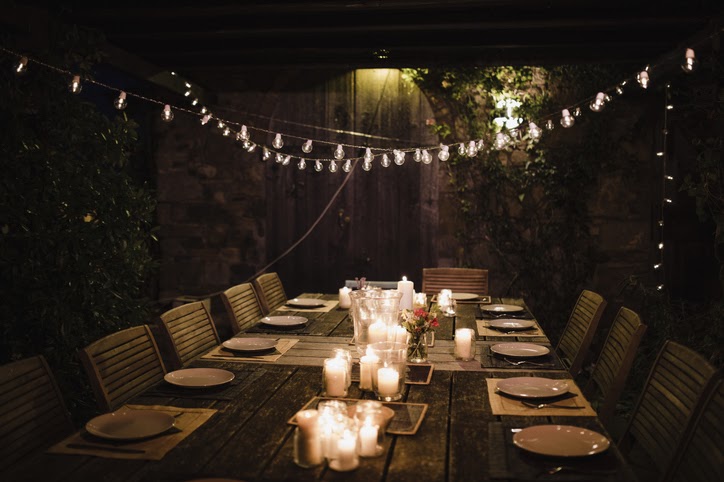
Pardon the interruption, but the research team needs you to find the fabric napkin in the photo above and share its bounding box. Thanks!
[486,378,597,416]
[275,299,338,313]
[476,319,545,338]
[201,338,298,362]
[47,405,217,460]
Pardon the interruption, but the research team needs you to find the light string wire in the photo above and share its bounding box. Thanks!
[656,84,672,291]
[1,24,719,165]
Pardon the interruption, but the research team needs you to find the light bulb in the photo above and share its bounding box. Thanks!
[364,147,373,162]
[681,48,698,73]
[528,122,542,140]
[438,144,450,161]
[314,160,323,172]
[573,107,582,117]
[422,149,432,164]
[191,98,199,106]
[200,106,208,114]
[222,127,231,137]
[476,139,485,151]
[362,160,372,171]
[201,114,211,125]
[329,160,338,172]
[589,92,606,112]
[184,90,191,97]
[343,159,352,172]
[457,143,465,156]
[298,158,306,170]
[161,104,174,122]
[658,242,664,250]
[560,109,574,128]
[114,91,127,110]
[381,154,391,167]
[493,132,509,150]
[413,149,422,162]
[245,142,256,153]
[15,56,28,75]
[466,141,478,157]
[616,82,625,95]
[637,71,650,89]
[275,153,284,163]
[545,119,555,131]
[262,147,271,161]
[394,150,405,165]
[282,155,291,166]
[239,125,249,140]
[68,75,82,94]
[272,134,284,149]
[302,139,313,153]
[333,144,345,160]
[654,263,662,269]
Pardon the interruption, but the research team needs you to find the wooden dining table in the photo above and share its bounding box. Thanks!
[9,294,637,482]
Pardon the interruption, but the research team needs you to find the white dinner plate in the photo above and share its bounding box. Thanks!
[261,315,308,327]
[164,368,235,388]
[85,409,175,441]
[496,377,569,398]
[513,425,610,457]
[286,298,327,308]
[487,319,536,331]
[491,342,550,357]
[481,304,525,313]
[222,338,277,353]
[452,292,480,301]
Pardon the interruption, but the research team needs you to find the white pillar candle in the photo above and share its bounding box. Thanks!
[324,358,348,397]
[338,287,352,309]
[358,421,379,457]
[294,410,323,467]
[329,433,359,471]
[377,367,400,397]
[454,328,475,360]
[359,354,379,390]
[397,276,414,311]
[368,320,388,344]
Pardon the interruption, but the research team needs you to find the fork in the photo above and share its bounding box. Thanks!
[502,357,552,367]
[521,400,584,410]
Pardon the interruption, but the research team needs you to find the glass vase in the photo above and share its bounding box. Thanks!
[407,332,428,363]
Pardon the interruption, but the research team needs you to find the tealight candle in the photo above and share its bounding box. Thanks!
[329,432,359,472]
[359,353,379,391]
[333,348,353,388]
[454,328,475,361]
[358,419,379,457]
[397,276,414,310]
[377,367,400,398]
[323,358,348,397]
[338,287,352,309]
[293,410,323,467]
[368,320,388,344]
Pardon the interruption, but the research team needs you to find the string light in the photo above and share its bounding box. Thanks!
[681,48,698,73]
[334,144,345,160]
[422,149,432,164]
[457,143,465,156]
[302,139,313,153]
[381,154,391,167]
[528,122,542,140]
[637,70,650,89]
[161,104,174,122]
[589,92,606,112]
[560,109,575,128]
[282,155,291,166]
[545,120,555,131]
[262,148,271,161]
[298,158,306,170]
[364,147,373,162]
[362,160,372,171]
[272,134,284,149]
[314,160,323,172]
[201,114,211,125]
[394,150,405,165]
[114,91,128,110]
[413,149,422,162]
[343,159,352,172]
[438,144,450,161]
[493,132,509,150]
[329,160,338,172]
[466,141,477,157]
[15,56,28,75]
[238,125,249,141]
[68,75,82,94]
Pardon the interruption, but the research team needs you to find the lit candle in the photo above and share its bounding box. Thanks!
[377,367,400,397]
[359,353,379,390]
[454,328,475,360]
[368,320,388,344]
[338,287,352,309]
[324,358,348,397]
[329,432,359,471]
[358,419,379,457]
[294,410,323,467]
[413,292,427,309]
[397,276,414,310]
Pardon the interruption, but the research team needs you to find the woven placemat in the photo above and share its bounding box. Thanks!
[486,378,596,417]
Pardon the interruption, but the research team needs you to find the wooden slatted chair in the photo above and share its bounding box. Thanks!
[0,356,73,471]
[253,272,288,315]
[421,268,489,295]
[221,282,265,334]
[555,289,607,377]
[666,378,723,482]
[79,325,167,412]
[583,306,647,426]
[156,301,221,370]
[618,341,718,482]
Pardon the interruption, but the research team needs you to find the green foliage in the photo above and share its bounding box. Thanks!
[0,27,157,421]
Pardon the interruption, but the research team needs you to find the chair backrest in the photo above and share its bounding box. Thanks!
[666,378,723,482]
[221,282,264,334]
[584,306,647,426]
[618,341,718,480]
[555,289,606,376]
[156,301,220,370]
[0,355,74,471]
[79,325,167,412]
[253,272,288,314]
[421,268,489,295]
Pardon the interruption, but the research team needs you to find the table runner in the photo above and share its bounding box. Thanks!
[275,299,339,313]
[476,319,545,338]
[201,338,299,362]
[48,405,217,460]
[486,378,596,416]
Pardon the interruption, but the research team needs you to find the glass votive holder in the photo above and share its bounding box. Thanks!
[444,299,457,317]
[318,400,348,460]
[328,425,359,472]
[333,348,353,388]
[354,401,385,457]
[358,349,379,391]
[368,342,407,402]
[454,328,476,361]
[412,292,427,309]
[323,357,348,397]
[293,409,323,468]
